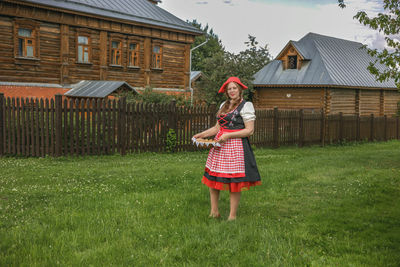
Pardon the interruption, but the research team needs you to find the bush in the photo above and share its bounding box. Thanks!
[116,87,190,106]
[165,128,177,153]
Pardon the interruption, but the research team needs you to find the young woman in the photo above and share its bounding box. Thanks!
[193,77,261,220]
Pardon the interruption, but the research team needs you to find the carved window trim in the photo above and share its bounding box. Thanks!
[151,40,163,70]
[13,19,40,61]
[127,37,140,68]
[76,29,92,64]
[109,34,124,66]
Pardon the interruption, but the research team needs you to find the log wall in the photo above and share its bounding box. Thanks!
[330,89,356,115]
[359,90,380,116]
[384,90,400,115]
[253,88,325,111]
[255,87,400,116]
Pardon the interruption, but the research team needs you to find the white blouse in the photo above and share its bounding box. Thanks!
[219,101,256,122]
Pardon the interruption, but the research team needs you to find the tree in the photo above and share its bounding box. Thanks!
[188,20,225,72]
[230,35,272,100]
[194,35,271,104]
[339,0,400,87]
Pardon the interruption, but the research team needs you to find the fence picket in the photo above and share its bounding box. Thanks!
[11,98,16,155]
[80,99,86,156]
[21,98,26,156]
[69,99,74,156]
[50,98,55,156]
[39,99,44,157]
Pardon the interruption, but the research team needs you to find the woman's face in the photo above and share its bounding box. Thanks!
[226,82,241,100]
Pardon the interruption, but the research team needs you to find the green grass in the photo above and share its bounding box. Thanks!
[1,141,400,266]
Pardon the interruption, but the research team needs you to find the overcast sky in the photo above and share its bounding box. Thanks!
[159,0,387,57]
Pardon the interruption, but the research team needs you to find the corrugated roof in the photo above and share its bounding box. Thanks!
[253,32,397,89]
[65,80,138,98]
[190,71,203,83]
[21,0,203,35]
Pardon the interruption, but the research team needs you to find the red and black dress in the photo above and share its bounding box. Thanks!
[202,100,261,192]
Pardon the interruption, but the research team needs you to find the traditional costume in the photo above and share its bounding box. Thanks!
[202,77,261,192]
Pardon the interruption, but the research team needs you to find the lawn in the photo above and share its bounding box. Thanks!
[1,141,400,266]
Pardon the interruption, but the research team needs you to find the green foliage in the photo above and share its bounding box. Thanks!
[339,0,400,89]
[194,34,271,104]
[165,128,177,153]
[116,87,190,106]
[188,20,225,72]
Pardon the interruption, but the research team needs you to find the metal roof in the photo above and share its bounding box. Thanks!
[65,80,138,98]
[21,0,203,35]
[190,71,203,83]
[253,32,397,89]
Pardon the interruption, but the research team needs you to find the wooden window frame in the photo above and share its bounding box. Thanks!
[151,41,163,70]
[76,29,92,64]
[13,19,40,60]
[127,39,140,68]
[109,37,123,67]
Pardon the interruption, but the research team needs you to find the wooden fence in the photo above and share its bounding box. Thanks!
[0,93,399,157]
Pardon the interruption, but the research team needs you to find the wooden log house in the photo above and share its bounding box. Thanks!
[253,33,400,116]
[0,0,202,99]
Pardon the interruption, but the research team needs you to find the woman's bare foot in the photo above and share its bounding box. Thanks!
[227,216,236,221]
[209,213,221,218]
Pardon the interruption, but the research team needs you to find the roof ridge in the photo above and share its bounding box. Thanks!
[62,0,193,30]
[311,37,337,85]
[303,32,363,46]
[24,0,202,34]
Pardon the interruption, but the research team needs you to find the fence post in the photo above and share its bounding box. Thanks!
[384,115,387,141]
[168,99,177,131]
[356,114,360,142]
[370,113,374,142]
[339,112,343,142]
[320,109,325,147]
[209,102,217,127]
[0,93,3,156]
[273,107,279,148]
[120,97,127,156]
[397,116,399,140]
[55,94,62,157]
[299,109,304,147]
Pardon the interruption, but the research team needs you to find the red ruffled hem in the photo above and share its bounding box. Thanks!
[202,176,261,192]
[205,167,246,178]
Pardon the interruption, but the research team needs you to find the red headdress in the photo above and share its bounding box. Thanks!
[218,77,248,93]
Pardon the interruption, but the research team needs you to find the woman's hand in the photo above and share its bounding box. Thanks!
[216,133,229,144]
[193,133,204,139]
[193,122,220,140]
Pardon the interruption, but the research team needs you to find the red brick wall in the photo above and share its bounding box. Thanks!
[0,85,70,100]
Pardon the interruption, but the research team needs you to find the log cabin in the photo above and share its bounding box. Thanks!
[0,0,203,99]
[253,32,400,116]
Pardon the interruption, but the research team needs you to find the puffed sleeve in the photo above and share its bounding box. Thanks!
[240,102,256,122]
[219,101,226,110]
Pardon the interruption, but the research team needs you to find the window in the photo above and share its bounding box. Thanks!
[17,28,37,58]
[152,44,162,69]
[288,55,297,69]
[111,40,122,65]
[77,35,91,63]
[14,19,40,61]
[128,42,140,67]
[18,28,36,58]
